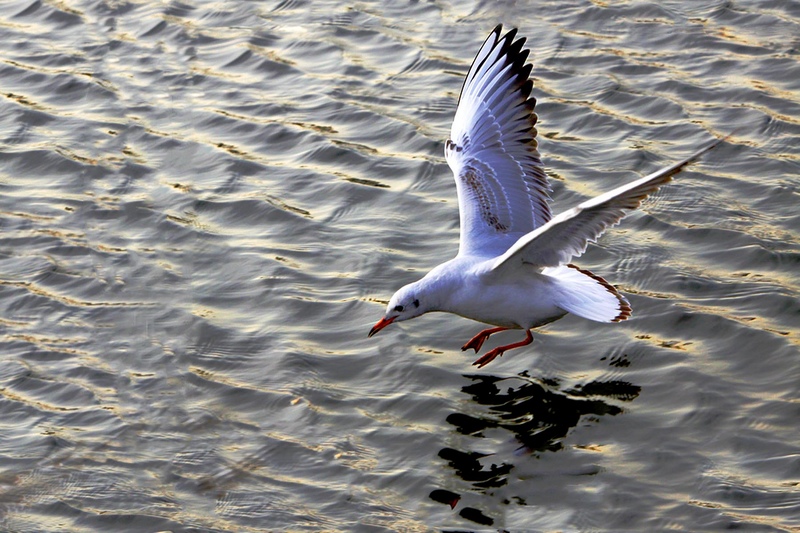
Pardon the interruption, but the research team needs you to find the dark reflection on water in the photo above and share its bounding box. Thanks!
[433,371,640,526]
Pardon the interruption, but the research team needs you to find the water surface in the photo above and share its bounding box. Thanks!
[0,0,798,531]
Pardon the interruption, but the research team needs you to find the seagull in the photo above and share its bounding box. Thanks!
[368,25,723,368]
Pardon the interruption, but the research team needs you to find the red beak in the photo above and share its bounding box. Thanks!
[368,316,395,337]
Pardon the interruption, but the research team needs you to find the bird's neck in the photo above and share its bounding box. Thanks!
[415,260,466,313]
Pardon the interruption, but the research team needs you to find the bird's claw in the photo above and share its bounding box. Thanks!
[472,348,504,368]
[461,327,506,353]
[470,330,533,367]
[461,336,485,353]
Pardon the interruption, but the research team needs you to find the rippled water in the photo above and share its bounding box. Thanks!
[0,0,798,531]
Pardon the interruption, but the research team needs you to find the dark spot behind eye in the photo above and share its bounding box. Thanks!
[413,299,419,308]
[394,305,404,312]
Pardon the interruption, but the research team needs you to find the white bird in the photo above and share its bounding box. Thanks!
[369,25,723,368]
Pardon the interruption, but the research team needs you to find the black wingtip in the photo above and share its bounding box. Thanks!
[504,27,518,44]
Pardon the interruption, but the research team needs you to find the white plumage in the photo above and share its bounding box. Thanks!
[369,25,723,367]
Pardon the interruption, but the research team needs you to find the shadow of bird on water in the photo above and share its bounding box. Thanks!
[431,368,641,527]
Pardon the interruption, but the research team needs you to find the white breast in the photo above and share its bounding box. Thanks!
[437,259,567,329]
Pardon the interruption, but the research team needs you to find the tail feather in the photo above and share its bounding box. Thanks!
[544,264,631,322]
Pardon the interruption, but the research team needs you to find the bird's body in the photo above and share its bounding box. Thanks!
[405,257,568,330]
[369,25,723,367]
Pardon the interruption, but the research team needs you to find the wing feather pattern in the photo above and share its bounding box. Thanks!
[446,25,550,256]
[492,138,724,272]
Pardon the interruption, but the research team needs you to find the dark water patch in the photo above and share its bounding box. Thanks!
[342,176,390,188]
[430,371,639,524]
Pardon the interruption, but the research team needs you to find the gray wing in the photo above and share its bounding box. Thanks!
[491,139,724,271]
[446,25,551,256]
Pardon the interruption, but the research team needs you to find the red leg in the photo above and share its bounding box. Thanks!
[461,327,509,353]
[473,330,533,368]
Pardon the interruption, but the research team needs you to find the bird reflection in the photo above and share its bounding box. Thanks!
[432,370,640,527]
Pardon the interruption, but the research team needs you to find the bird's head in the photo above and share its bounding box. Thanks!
[368,283,426,337]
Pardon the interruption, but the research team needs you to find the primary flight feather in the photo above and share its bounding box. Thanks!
[369,25,723,367]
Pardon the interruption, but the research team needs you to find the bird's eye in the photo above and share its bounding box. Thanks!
[394,305,404,312]
[413,299,420,308]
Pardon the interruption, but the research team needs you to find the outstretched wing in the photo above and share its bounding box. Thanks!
[446,25,551,257]
[491,139,724,271]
